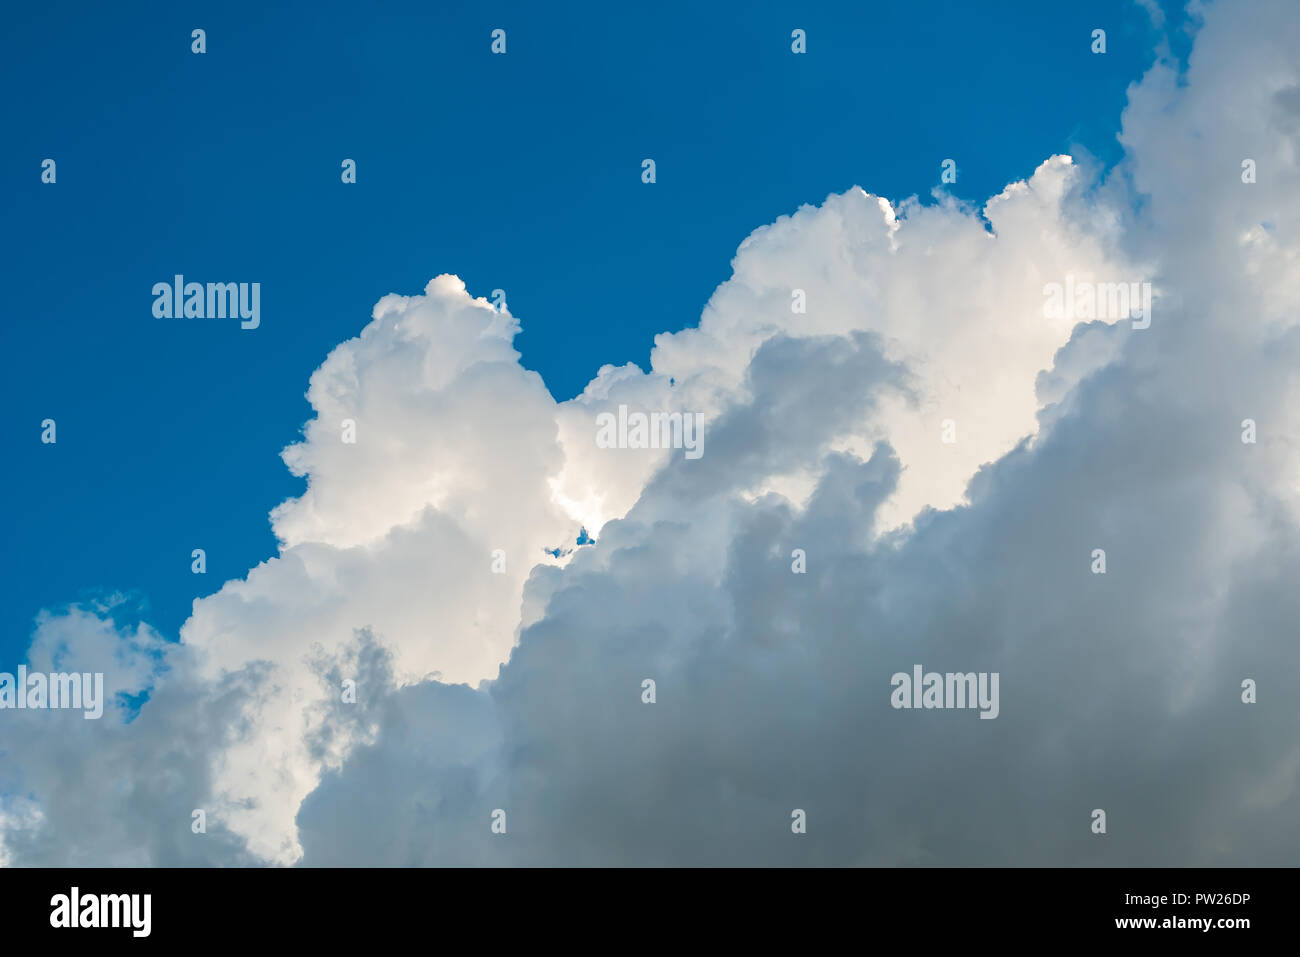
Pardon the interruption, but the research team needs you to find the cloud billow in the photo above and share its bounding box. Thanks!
[4,0,1300,866]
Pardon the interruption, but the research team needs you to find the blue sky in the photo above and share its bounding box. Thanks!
[1,0,1167,657]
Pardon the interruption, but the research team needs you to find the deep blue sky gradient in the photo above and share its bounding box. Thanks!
[0,1,1173,656]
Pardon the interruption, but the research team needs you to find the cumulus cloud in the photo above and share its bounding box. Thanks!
[3,0,1299,866]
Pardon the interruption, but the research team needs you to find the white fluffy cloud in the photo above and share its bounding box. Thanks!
[4,0,1300,866]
